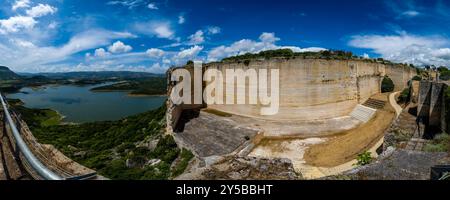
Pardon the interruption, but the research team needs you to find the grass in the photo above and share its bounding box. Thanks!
[171,148,194,178]
[424,133,450,152]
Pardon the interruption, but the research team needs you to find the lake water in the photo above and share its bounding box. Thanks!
[7,84,166,123]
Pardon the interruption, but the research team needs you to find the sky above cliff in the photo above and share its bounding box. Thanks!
[0,0,449,73]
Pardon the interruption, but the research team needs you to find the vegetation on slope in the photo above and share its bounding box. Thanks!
[219,49,420,70]
[424,133,450,153]
[381,76,395,93]
[0,66,22,80]
[90,77,167,96]
[439,66,450,81]
[10,100,193,180]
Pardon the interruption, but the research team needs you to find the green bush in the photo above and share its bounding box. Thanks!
[171,148,194,178]
[424,133,450,152]
[398,88,410,103]
[381,76,395,93]
[355,151,373,166]
[412,75,422,81]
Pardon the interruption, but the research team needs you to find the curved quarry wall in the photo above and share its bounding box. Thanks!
[203,58,416,121]
[166,58,417,133]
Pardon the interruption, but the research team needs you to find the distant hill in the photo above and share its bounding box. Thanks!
[35,71,163,80]
[0,66,22,80]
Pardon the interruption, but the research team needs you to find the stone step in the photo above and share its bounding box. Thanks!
[350,105,377,123]
[363,98,386,109]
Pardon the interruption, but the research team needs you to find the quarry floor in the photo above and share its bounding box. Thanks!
[174,93,400,179]
[248,93,395,178]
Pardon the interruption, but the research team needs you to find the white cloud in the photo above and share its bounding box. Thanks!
[48,21,58,29]
[187,30,205,45]
[259,32,280,43]
[107,0,146,9]
[363,53,370,59]
[0,16,37,34]
[207,26,221,35]
[108,40,133,53]
[26,4,58,18]
[146,48,165,58]
[134,21,175,39]
[349,32,450,66]
[12,0,31,11]
[147,3,158,10]
[0,29,136,71]
[178,15,185,24]
[95,48,109,57]
[400,10,420,18]
[173,45,203,65]
[207,32,324,61]
[147,63,168,73]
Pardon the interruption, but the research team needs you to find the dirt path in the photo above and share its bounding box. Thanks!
[303,93,395,167]
[389,92,402,117]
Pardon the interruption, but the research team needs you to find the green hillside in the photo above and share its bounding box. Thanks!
[10,100,193,180]
[0,66,22,80]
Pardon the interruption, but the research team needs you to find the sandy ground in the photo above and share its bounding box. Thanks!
[248,93,397,179]
[304,93,395,167]
[248,138,326,179]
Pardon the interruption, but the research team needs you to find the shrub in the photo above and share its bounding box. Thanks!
[355,151,372,166]
[381,76,395,93]
[171,148,194,178]
[398,88,410,103]
[412,75,422,81]
[424,133,450,152]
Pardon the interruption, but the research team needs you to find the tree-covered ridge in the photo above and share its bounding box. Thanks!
[219,49,422,70]
[90,77,167,96]
[0,66,22,80]
[11,101,193,180]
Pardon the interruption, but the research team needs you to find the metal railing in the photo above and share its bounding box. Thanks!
[0,92,63,180]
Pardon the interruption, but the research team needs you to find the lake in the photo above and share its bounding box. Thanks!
[7,84,166,123]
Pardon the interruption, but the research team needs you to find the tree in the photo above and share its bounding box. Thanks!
[381,76,395,93]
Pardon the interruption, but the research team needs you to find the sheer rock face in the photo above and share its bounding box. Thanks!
[166,58,417,136]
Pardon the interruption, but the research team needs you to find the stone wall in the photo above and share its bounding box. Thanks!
[166,58,417,132]
[417,81,449,134]
[203,58,415,121]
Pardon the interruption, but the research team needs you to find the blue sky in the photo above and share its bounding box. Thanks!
[0,0,449,73]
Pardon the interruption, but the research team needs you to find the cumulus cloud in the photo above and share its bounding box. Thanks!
[147,63,168,73]
[108,41,133,53]
[146,48,165,58]
[173,45,203,65]
[187,30,205,45]
[26,4,58,18]
[12,0,31,11]
[349,32,450,66]
[95,48,109,57]
[147,3,158,10]
[134,21,175,39]
[207,32,325,61]
[178,15,185,24]
[259,32,280,43]
[1,2,57,35]
[0,16,36,34]
[0,29,136,71]
[207,26,221,35]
